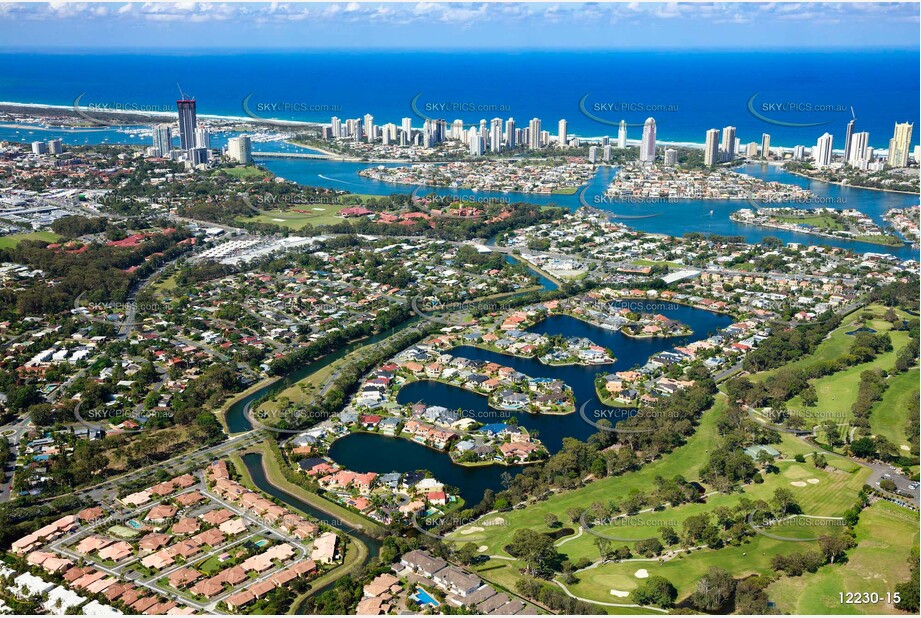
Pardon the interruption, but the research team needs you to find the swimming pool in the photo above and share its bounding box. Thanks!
[126,519,143,529]
[414,587,440,607]
[254,539,269,547]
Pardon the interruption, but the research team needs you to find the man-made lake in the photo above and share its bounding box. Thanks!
[328,304,733,504]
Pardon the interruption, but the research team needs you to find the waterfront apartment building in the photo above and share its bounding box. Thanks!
[720,126,736,162]
[194,127,211,150]
[664,148,677,165]
[176,99,197,150]
[558,119,568,148]
[528,118,542,149]
[618,120,627,149]
[813,132,834,167]
[888,122,913,168]
[761,133,771,159]
[843,118,856,163]
[468,129,484,156]
[487,118,501,152]
[227,136,252,165]
[603,144,612,162]
[31,141,46,155]
[640,117,656,163]
[848,132,870,167]
[588,146,598,163]
[505,118,516,149]
[47,139,63,155]
[364,114,375,142]
[704,128,720,166]
[793,145,805,160]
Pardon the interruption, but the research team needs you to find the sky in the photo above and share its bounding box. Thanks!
[0,2,918,50]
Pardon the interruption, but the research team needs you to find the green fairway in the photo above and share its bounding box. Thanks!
[870,368,919,453]
[765,500,919,614]
[237,203,353,228]
[0,230,61,248]
[784,328,910,426]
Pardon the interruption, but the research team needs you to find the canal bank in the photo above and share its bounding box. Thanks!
[236,450,384,612]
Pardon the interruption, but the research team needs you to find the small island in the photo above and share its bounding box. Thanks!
[731,206,905,246]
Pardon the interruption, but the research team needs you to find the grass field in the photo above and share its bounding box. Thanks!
[237,202,353,229]
[219,166,270,179]
[0,230,61,248]
[765,500,919,615]
[772,214,845,230]
[870,368,919,452]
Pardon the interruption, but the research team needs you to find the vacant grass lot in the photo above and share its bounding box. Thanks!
[0,230,61,248]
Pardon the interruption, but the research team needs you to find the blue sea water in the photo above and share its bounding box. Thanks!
[0,49,918,149]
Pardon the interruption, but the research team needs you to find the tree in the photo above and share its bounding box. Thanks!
[800,384,818,407]
[593,536,612,562]
[545,513,561,529]
[818,534,854,564]
[631,575,678,608]
[507,529,561,577]
[659,526,679,546]
[771,488,798,517]
[691,567,736,611]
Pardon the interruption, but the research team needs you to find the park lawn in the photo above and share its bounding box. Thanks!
[784,329,910,425]
[869,368,919,452]
[237,202,352,229]
[220,166,269,179]
[772,214,845,230]
[764,500,919,614]
[451,395,726,556]
[0,230,61,248]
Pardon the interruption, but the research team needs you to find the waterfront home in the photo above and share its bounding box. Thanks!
[311,532,339,564]
[499,441,540,463]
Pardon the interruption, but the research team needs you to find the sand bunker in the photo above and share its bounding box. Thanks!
[271,218,285,222]
[610,590,630,598]
[806,478,820,484]
[901,445,910,451]
[634,569,649,579]
[312,207,325,211]
[790,481,808,487]
[477,545,488,552]
[460,526,484,535]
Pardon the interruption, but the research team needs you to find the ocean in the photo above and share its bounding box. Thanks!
[0,49,918,150]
